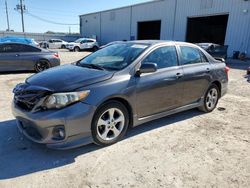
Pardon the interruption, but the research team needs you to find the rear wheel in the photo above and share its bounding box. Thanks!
[74,46,80,52]
[91,101,129,146]
[198,84,219,112]
[61,45,66,49]
[35,60,50,72]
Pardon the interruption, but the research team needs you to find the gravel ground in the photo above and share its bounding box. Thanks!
[0,50,249,188]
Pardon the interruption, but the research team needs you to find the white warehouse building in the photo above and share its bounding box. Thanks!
[79,0,250,57]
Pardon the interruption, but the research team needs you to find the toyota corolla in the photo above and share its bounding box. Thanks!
[12,41,229,149]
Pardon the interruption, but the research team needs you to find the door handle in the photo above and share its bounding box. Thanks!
[15,54,20,57]
[176,72,183,78]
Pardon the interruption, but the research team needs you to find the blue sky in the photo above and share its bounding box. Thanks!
[0,0,149,33]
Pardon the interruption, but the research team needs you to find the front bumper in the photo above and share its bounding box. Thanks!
[67,46,75,50]
[12,101,96,149]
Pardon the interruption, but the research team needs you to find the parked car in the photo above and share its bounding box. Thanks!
[0,43,60,72]
[66,38,99,52]
[39,41,49,49]
[196,43,228,60]
[12,41,229,149]
[48,39,68,49]
[0,36,39,47]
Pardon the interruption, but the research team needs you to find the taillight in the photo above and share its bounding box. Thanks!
[225,66,230,79]
[53,53,59,58]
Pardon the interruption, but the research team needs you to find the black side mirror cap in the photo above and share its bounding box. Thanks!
[136,63,157,76]
[214,57,225,63]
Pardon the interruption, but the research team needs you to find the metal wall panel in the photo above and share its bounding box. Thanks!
[80,13,101,40]
[131,0,175,40]
[100,7,131,44]
[80,0,250,56]
[173,0,250,56]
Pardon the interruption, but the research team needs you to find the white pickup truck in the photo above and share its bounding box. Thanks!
[66,38,99,52]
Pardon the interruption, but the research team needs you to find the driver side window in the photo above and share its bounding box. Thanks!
[142,46,178,69]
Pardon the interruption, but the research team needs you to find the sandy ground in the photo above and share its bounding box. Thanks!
[0,50,249,188]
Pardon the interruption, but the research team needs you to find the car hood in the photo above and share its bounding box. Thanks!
[26,64,114,92]
[67,42,78,45]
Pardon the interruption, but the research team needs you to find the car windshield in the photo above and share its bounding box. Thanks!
[75,39,83,43]
[78,43,149,70]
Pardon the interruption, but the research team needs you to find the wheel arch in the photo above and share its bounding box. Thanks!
[211,80,222,97]
[94,97,134,128]
[35,58,51,70]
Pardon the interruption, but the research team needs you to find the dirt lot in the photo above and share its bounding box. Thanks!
[0,50,249,188]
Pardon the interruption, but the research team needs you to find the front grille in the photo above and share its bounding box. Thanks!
[13,83,51,112]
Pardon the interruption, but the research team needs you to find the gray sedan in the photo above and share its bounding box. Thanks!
[0,43,60,72]
[12,40,229,149]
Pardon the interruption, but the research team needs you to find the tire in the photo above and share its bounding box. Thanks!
[91,101,129,146]
[92,46,98,52]
[74,46,80,52]
[35,60,50,72]
[61,45,66,49]
[198,84,220,113]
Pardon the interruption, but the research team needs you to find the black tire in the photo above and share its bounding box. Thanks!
[91,101,129,146]
[92,46,98,52]
[61,45,66,49]
[74,46,80,52]
[198,84,220,113]
[35,60,50,72]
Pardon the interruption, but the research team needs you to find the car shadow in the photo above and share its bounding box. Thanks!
[0,109,202,180]
[0,70,35,75]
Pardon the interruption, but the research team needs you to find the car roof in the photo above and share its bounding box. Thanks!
[0,42,40,48]
[113,40,200,48]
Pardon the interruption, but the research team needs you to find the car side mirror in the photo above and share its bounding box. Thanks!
[214,57,225,63]
[136,63,157,76]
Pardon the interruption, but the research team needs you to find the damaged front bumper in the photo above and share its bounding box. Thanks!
[12,101,96,149]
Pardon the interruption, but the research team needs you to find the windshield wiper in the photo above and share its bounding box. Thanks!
[78,63,106,71]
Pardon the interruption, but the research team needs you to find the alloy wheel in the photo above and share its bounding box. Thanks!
[96,108,125,141]
[206,88,218,110]
[35,60,50,72]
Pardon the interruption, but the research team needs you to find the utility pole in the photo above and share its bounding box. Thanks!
[15,0,26,32]
[5,0,10,31]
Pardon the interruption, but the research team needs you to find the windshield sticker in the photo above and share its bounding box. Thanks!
[131,45,147,49]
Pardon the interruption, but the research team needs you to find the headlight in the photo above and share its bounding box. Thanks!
[43,90,90,109]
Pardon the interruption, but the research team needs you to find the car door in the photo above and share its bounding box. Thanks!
[86,39,95,49]
[177,45,212,105]
[80,39,87,49]
[54,39,62,48]
[48,40,56,49]
[135,45,184,118]
[0,43,24,71]
[17,44,42,70]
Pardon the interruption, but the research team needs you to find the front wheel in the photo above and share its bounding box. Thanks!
[74,46,80,52]
[91,101,129,146]
[198,84,220,112]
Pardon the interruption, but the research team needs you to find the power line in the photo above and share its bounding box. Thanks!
[28,6,83,15]
[25,11,79,25]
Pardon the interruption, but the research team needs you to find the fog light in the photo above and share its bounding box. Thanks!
[52,126,65,140]
[58,129,65,138]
